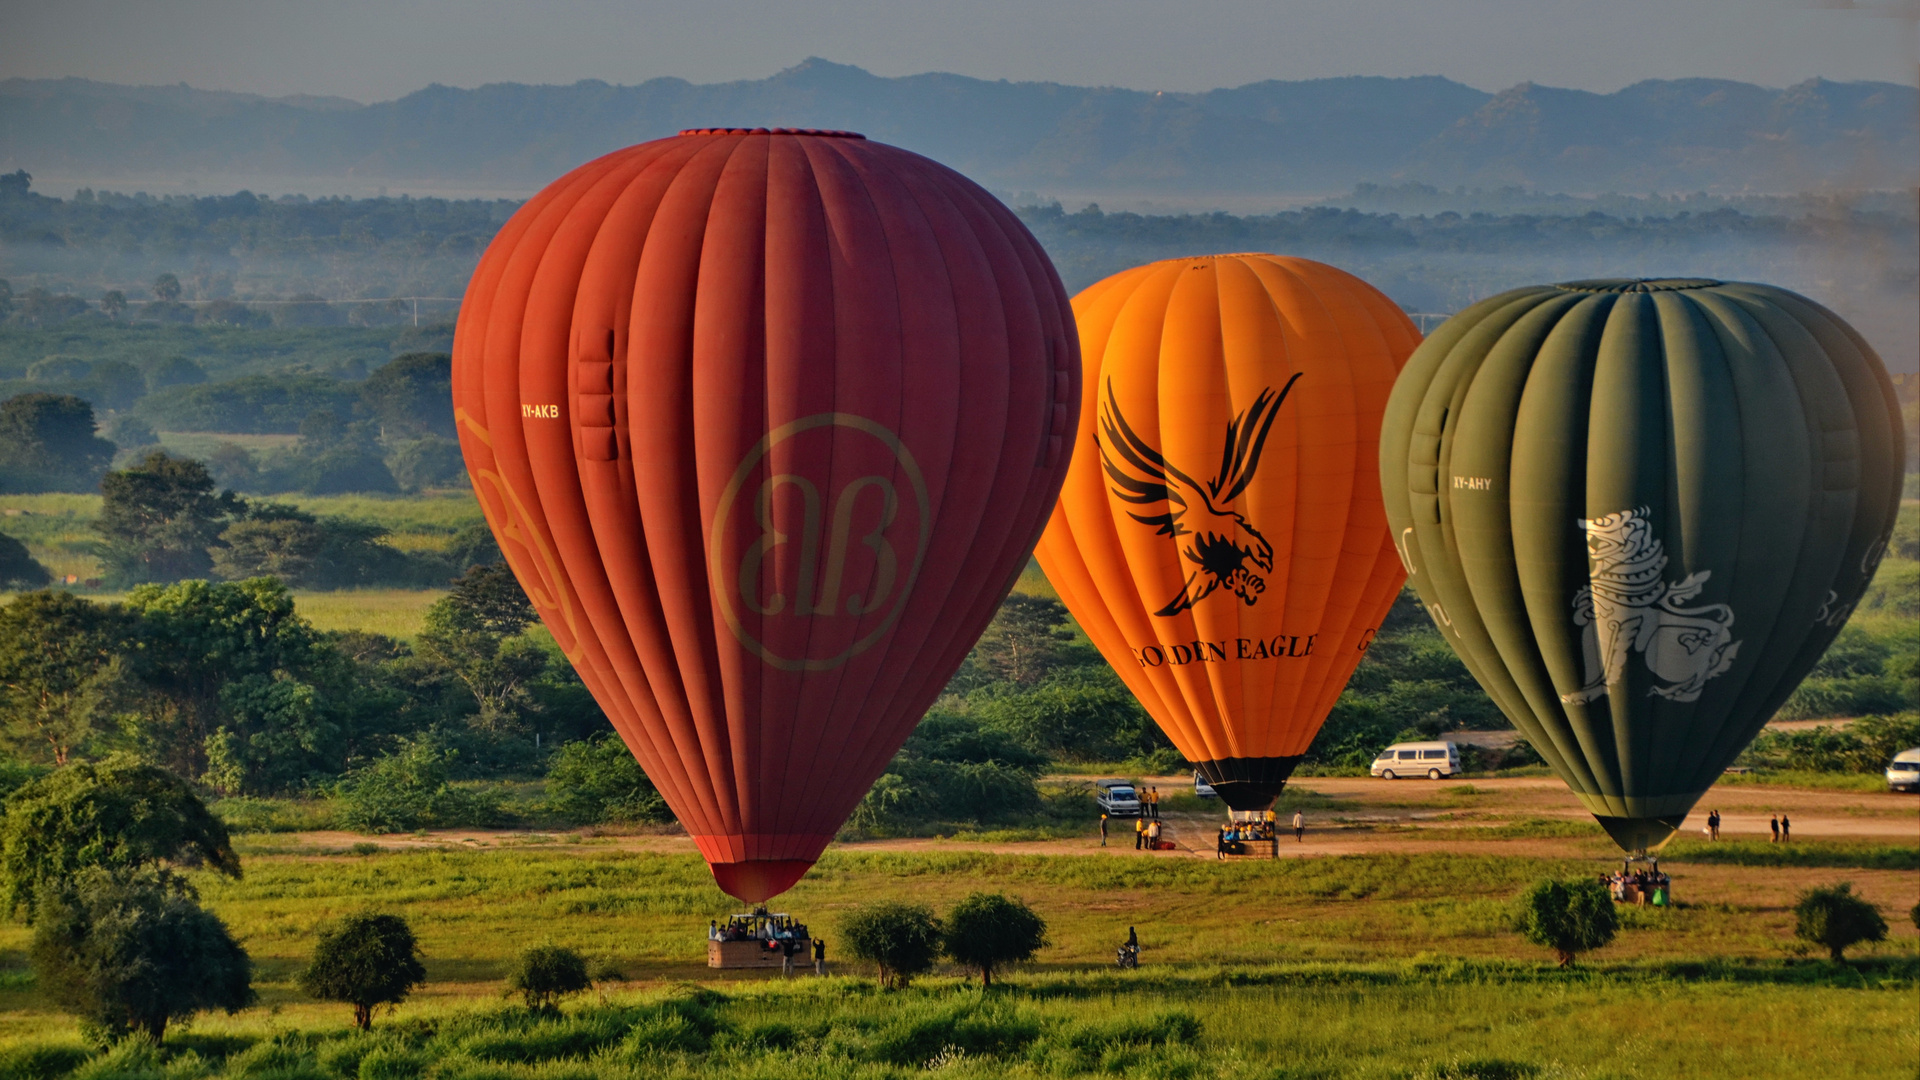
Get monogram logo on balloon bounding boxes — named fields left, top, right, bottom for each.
left=1561, top=507, right=1742, bottom=705
left=712, top=413, right=932, bottom=672
left=1098, top=374, right=1299, bottom=617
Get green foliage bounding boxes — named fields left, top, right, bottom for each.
left=95, top=452, right=245, bottom=584
left=299, top=911, right=427, bottom=1029
left=967, top=593, right=1078, bottom=686
left=131, top=373, right=360, bottom=435
left=333, top=735, right=502, bottom=833
left=416, top=564, right=548, bottom=735
left=0, top=591, right=132, bottom=765
left=1740, top=713, right=1920, bottom=774
left=942, top=892, right=1048, bottom=986
left=849, top=711, right=1048, bottom=832
left=0, top=393, right=117, bottom=493
left=29, top=866, right=254, bottom=1042
left=212, top=502, right=437, bottom=588
left=362, top=353, right=455, bottom=439
left=504, top=944, right=592, bottom=1012
left=1512, top=877, right=1617, bottom=967
left=542, top=734, right=670, bottom=825
left=840, top=900, right=943, bottom=988
left=1792, top=882, right=1888, bottom=961
left=0, top=754, right=238, bottom=922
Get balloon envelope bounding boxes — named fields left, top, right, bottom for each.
left=1035, top=254, right=1420, bottom=809
left=452, top=129, right=1078, bottom=900
left=1380, top=279, right=1905, bottom=851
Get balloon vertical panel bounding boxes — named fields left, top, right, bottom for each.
left=1036, top=254, right=1420, bottom=810
left=1380, top=278, right=1905, bottom=852
left=453, top=130, right=1078, bottom=902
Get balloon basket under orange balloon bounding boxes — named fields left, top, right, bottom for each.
left=710, top=860, right=815, bottom=905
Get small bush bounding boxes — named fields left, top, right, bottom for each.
left=942, top=892, right=1048, bottom=987
left=505, top=944, right=591, bottom=1012
left=840, top=901, right=942, bottom=989
left=542, top=734, right=670, bottom=825
left=333, top=736, right=503, bottom=833
left=299, top=912, right=427, bottom=1030
left=1793, top=882, right=1888, bottom=961
left=1512, top=877, right=1617, bottom=967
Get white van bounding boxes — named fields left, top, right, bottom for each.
left=1094, top=779, right=1142, bottom=816
left=1371, top=741, right=1461, bottom=780
left=1886, top=747, right=1920, bottom=793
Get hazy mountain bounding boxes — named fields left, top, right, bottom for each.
left=2, top=60, right=1912, bottom=200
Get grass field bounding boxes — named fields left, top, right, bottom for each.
left=0, top=490, right=482, bottom=584
left=0, top=841, right=1912, bottom=1079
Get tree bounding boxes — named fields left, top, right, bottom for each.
left=145, top=356, right=207, bottom=390
left=124, top=578, right=338, bottom=785
left=1513, top=877, right=1617, bottom=967
left=333, top=735, right=499, bottom=833
left=361, top=353, right=455, bottom=439
left=100, top=291, right=127, bottom=319
left=1793, top=882, right=1888, bottom=961
left=417, top=564, right=544, bottom=733
left=95, top=452, right=244, bottom=584
left=543, top=734, right=670, bottom=825
left=0, top=393, right=117, bottom=493
left=30, top=867, right=254, bottom=1042
left=969, top=594, right=1077, bottom=686
left=941, top=892, right=1047, bottom=987
left=505, top=944, right=591, bottom=1012
left=213, top=504, right=414, bottom=589
left=840, top=901, right=942, bottom=989
left=0, top=533, right=51, bottom=590
left=151, top=274, right=182, bottom=302
left=0, top=591, right=131, bottom=764
left=299, top=912, right=427, bottom=1030
left=0, top=755, right=239, bottom=922
left=389, top=436, right=466, bottom=491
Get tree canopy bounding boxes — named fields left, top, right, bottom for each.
left=299, top=911, right=428, bottom=1030
left=1, top=755, right=239, bottom=922
left=0, top=393, right=117, bottom=493
left=96, top=452, right=245, bottom=584
left=941, top=892, right=1048, bottom=987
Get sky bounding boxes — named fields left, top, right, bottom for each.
left=1, top=0, right=1912, bottom=100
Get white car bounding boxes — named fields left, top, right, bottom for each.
left=1887, top=747, right=1920, bottom=793
left=1193, top=772, right=1218, bottom=799
left=1094, top=779, right=1142, bottom=816
left=1370, top=741, right=1461, bottom=780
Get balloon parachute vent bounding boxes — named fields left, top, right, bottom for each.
left=678, top=128, right=866, bottom=139
left=709, top=860, right=814, bottom=903
left=1593, top=815, right=1687, bottom=854
left=1555, top=278, right=1722, bottom=293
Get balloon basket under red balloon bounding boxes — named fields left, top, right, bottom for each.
left=709, top=860, right=815, bottom=905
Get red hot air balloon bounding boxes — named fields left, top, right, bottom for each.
left=452, top=129, right=1078, bottom=903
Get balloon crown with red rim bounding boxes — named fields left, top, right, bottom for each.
left=678, top=128, right=866, bottom=139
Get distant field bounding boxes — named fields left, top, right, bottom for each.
left=0, top=490, right=482, bottom=581
left=290, top=588, right=447, bottom=639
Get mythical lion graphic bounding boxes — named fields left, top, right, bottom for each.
left=1099, top=374, right=1298, bottom=617
left=1560, top=506, right=1741, bottom=705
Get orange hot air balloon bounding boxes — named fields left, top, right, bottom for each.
left=1035, top=254, right=1419, bottom=809
left=453, top=129, right=1078, bottom=902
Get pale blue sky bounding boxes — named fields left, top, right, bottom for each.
left=1, top=0, right=1910, bottom=100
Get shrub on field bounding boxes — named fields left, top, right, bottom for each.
left=840, top=900, right=942, bottom=989
left=942, top=892, right=1048, bottom=987
left=0, top=754, right=239, bottom=922
left=1740, top=713, right=1920, bottom=773
left=542, top=734, right=670, bottom=825
left=1792, top=882, right=1887, bottom=961
left=30, top=867, right=253, bottom=1042
left=505, top=944, right=592, bottom=1013
left=1512, top=877, right=1617, bottom=967
left=333, top=736, right=503, bottom=833
left=300, top=912, right=428, bottom=1030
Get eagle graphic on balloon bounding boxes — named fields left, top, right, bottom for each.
left=1098, top=373, right=1300, bottom=616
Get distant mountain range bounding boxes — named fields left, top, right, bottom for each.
left=2, top=59, right=1914, bottom=201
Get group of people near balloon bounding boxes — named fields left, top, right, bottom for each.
left=1606, top=866, right=1673, bottom=907
left=451, top=127, right=1905, bottom=905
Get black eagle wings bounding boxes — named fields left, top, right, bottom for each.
left=1099, top=374, right=1300, bottom=617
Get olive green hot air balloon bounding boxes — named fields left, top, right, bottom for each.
left=1380, top=279, right=1905, bottom=852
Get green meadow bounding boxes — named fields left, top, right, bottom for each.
left=0, top=843, right=1913, bottom=1079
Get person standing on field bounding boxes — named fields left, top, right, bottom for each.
left=813, top=938, right=827, bottom=976
left=1780, top=814, right=1790, bottom=841
left=1708, top=809, right=1720, bottom=841
left=1099, top=813, right=1108, bottom=846
left=1135, top=816, right=1146, bottom=850
left=1769, top=815, right=1780, bottom=842
left=1293, top=810, right=1304, bottom=842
